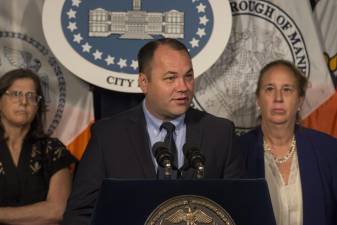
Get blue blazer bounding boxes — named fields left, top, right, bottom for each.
left=238, top=126, right=337, bottom=225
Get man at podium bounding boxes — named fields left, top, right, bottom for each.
left=62, top=38, right=244, bottom=225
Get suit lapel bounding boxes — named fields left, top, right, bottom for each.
left=127, top=105, right=156, bottom=178
left=185, top=109, right=202, bottom=148
left=246, top=128, right=265, bottom=178
left=296, top=128, right=326, bottom=225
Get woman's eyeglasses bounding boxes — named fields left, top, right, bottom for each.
left=4, top=90, right=42, bottom=105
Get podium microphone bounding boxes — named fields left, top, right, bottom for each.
left=152, top=142, right=174, bottom=179
left=183, top=144, right=206, bottom=179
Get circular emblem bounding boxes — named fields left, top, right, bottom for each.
left=0, top=31, right=66, bottom=135
left=42, top=0, right=232, bottom=92
left=193, top=0, right=310, bottom=130
left=145, top=195, right=236, bottom=225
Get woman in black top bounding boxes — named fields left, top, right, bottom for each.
left=0, top=69, right=76, bottom=224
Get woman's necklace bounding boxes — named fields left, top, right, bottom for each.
left=263, top=136, right=296, bottom=164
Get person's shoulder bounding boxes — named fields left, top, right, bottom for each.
left=187, top=107, right=233, bottom=127
left=298, top=126, right=337, bottom=144
left=240, top=127, right=260, bottom=137
left=38, top=137, right=66, bottom=149
left=36, top=137, right=75, bottom=159
left=298, top=126, right=337, bottom=157
left=92, top=104, right=143, bottom=130
left=236, top=127, right=260, bottom=144
left=298, top=127, right=337, bottom=174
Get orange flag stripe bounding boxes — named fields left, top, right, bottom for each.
left=303, top=92, right=337, bottom=139
left=66, top=122, right=94, bottom=160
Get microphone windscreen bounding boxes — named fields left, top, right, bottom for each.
left=183, top=143, right=205, bottom=168
left=152, top=142, right=168, bottom=156
left=183, top=143, right=201, bottom=157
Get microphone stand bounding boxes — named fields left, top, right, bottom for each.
left=195, top=163, right=205, bottom=179
left=162, top=160, right=173, bottom=179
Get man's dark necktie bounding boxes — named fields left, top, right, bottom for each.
left=160, top=122, right=178, bottom=170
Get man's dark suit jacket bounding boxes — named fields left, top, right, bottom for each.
left=62, top=104, right=243, bottom=225
left=239, top=126, right=337, bottom=225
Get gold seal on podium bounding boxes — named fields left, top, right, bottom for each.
left=145, top=195, right=236, bottom=225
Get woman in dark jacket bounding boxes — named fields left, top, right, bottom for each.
left=238, top=60, right=337, bottom=225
